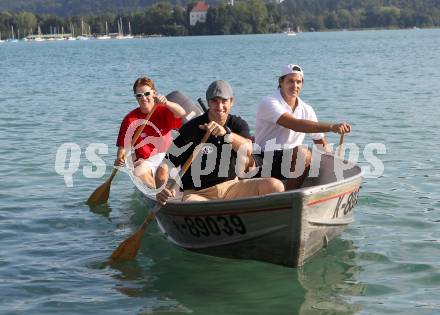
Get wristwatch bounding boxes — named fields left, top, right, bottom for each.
left=224, top=126, right=232, bottom=143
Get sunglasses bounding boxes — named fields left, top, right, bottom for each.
left=291, top=65, right=302, bottom=72
left=135, top=91, right=151, bottom=99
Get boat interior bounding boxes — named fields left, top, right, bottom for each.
left=300, top=153, right=362, bottom=188
left=131, top=91, right=362, bottom=203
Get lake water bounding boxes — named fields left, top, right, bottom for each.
left=1, top=29, right=439, bottom=314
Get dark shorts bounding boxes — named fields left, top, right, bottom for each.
left=252, top=149, right=294, bottom=180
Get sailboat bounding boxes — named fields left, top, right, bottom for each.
left=77, top=19, right=89, bottom=40
left=118, top=18, right=134, bottom=39
left=96, top=21, right=111, bottom=40
left=34, top=25, right=45, bottom=41
left=115, top=17, right=133, bottom=39
left=67, top=23, right=76, bottom=40
left=55, top=26, right=65, bottom=40
left=284, top=27, right=296, bottom=36
left=125, top=21, right=134, bottom=39
left=9, top=25, right=19, bottom=42
left=0, top=31, right=4, bottom=43
left=115, top=17, right=125, bottom=39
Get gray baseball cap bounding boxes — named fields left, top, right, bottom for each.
left=206, top=80, right=233, bottom=101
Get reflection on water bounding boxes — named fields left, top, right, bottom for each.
left=297, top=239, right=366, bottom=314
left=106, top=227, right=366, bottom=314
left=89, top=203, right=113, bottom=218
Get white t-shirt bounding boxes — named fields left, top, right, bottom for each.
left=254, top=90, right=325, bottom=150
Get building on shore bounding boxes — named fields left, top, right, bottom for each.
left=190, top=1, right=209, bottom=26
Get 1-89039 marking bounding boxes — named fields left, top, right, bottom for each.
left=172, top=215, right=247, bottom=238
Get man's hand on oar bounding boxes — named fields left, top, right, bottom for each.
left=110, top=130, right=212, bottom=261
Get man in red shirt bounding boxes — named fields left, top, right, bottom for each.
left=115, top=76, right=186, bottom=187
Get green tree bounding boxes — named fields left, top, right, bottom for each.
left=266, top=2, right=282, bottom=32
left=304, top=14, right=325, bottom=31
left=324, top=11, right=339, bottom=29
left=131, top=11, right=145, bottom=35
left=144, top=2, right=174, bottom=34
left=231, top=21, right=252, bottom=34
left=16, top=11, right=37, bottom=35
left=173, top=5, right=186, bottom=26
left=205, top=6, right=233, bottom=35
left=39, top=14, right=64, bottom=35
left=0, top=11, right=13, bottom=38
left=247, top=0, right=269, bottom=33
left=336, top=9, right=353, bottom=29
left=378, top=6, right=401, bottom=27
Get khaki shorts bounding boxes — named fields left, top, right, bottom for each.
left=182, top=177, right=267, bottom=202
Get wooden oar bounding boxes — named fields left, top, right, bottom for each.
left=336, top=133, right=345, bottom=159
left=110, top=130, right=211, bottom=261
left=87, top=104, right=158, bottom=206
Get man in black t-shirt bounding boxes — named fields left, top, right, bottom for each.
left=155, top=80, right=284, bottom=204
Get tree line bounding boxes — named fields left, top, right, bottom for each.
left=1, top=0, right=439, bottom=39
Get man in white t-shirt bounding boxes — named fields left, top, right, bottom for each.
left=253, top=64, right=351, bottom=189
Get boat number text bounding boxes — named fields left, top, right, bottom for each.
left=333, top=189, right=359, bottom=218
left=172, top=215, right=247, bottom=238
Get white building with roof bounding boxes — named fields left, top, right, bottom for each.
left=190, top=1, right=209, bottom=26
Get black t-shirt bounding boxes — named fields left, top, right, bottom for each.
left=166, top=112, right=251, bottom=190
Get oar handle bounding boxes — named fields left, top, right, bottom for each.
left=131, top=103, right=158, bottom=147
left=142, top=130, right=211, bottom=225
left=180, top=130, right=211, bottom=175
left=337, top=133, right=345, bottom=159
left=339, top=133, right=344, bottom=146
left=108, top=168, right=119, bottom=183
left=140, top=209, right=159, bottom=230
left=159, top=130, right=211, bottom=204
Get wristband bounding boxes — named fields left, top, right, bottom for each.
left=224, top=126, right=232, bottom=143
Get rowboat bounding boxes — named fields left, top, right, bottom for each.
left=129, top=91, right=362, bottom=267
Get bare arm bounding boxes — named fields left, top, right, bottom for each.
left=227, top=132, right=253, bottom=155
left=277, top=112, right=351, bottom=134
left=114, top=147, right=126, bottom=167
left=155, top=163, right=169, bottom=189
left=199, top=122, right=253, bottom=156
left=156, top=95, right=186, bottom=118
left=313, top=138, right=332, bottom=153
left=155, top=163, right=176, bottom=205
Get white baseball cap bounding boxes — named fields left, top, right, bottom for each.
left=280, top=64, right=304, bottom=78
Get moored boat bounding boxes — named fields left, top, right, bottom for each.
left=284, top=27, right=297, bottom=36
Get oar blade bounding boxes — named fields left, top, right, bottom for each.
left=87, top=180, right=111, bottom=206
left=110, top=211, right=157, bottom=261
left=107, top=131, right=210, bottom=261
left=110, top=228, right=146, bottom=261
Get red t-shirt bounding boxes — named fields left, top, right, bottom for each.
left=116, top=105, right=182, bottom=160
